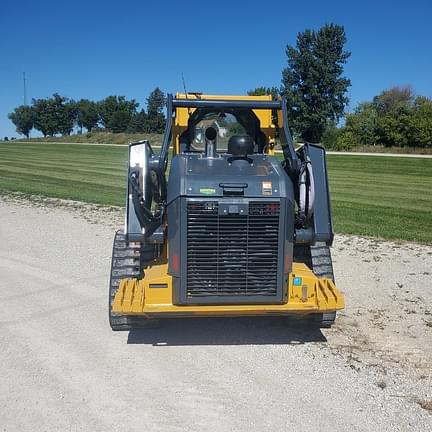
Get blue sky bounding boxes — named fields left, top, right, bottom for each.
left=1, top=0, right=431, bottom=137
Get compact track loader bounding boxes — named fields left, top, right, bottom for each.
left=109, top=93, right=344, bottom=330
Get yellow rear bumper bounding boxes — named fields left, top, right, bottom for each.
left=112, top=262, right=344, bottom=317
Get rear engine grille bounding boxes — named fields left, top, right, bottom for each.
left=186, top=201, right=280, bottom=298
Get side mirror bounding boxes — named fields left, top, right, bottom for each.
left=125, top=141, right=154, bottom=241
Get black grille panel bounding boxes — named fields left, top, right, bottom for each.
left=186, top=201, right=280, bottom=299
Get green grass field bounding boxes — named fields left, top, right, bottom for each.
left=13, top=131, right=163, bottom=146
left=327, top=155, right=432, bottom=243
left=0, top=142, right=431, bottom=244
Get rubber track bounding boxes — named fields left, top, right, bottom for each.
left=109, top=231, right=156, bottom=331
left=293, top=242, right=337, bottom=327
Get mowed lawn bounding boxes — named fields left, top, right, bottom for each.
left=0, top=142, right=431, bottom=244
left=327, top=155, right=432, bottom=244
left=0, top=143, right=127, bottom=205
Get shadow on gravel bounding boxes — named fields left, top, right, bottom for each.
left=127, top=317, right=326, bottom=346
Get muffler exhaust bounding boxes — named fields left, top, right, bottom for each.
left=205, top=126, right=217, bottom=158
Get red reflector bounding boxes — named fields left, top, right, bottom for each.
left=172, top=254, right=179, bottom=272
left=284, top=255, right=290, bottom=273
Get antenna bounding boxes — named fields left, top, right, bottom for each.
left=23, top=72, right=27, bottom=106
left=181, top=72, right=192, bottom=115
left=181, top=72, right=188, bottom=97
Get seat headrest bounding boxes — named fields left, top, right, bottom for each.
left=227, top=135, right=254, bottom=156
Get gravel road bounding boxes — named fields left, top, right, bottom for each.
left=0, top=196, right=431, bottom=432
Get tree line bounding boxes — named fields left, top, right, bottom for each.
left=247, top=84, right=432, bottom=150
left=8, top=88, right=166, bottom=138
left=323, top=86, right=432, bottom=149
left=7, top=24, right=354, bottom=143
left=249, top=24, right=430, bottom=149
left=8, top=23, right=431, bottom=148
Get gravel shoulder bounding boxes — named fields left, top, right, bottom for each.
left=0, top=195, right=431, bottom=431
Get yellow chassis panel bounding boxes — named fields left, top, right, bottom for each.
left=112, top=262, right=345, bottom=318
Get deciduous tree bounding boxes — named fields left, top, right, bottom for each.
left=31, top=94, right=75, bottom=136
left=98, top=96, right=138, bottom=130
left=32, top=97, right=57, bottom=136
left=76, top=99, right=99, bottom=132
left=282, top=24, right=351, bottom=142
left=409, top=97, right=432, bottom=148
left=8, top=105, right=34, bottom=138
left=372, top=86, right=414, bottom=114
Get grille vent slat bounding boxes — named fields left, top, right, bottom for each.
left=186, top=201, right=280, bottom=299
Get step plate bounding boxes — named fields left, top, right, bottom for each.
left=112, top=262, right=345, bottom=317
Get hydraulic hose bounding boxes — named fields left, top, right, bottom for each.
left=296, top=144, right=315, bottom=226
left=129, top=171, right=161, bottom=237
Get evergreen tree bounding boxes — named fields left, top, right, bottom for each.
left=109, top=110, right=133, bottom=133
left=127, top=109, right=147, bottom=133
left=247, top=87, right=279, bottom=98
left=145, top=88, right=166, bottom=133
